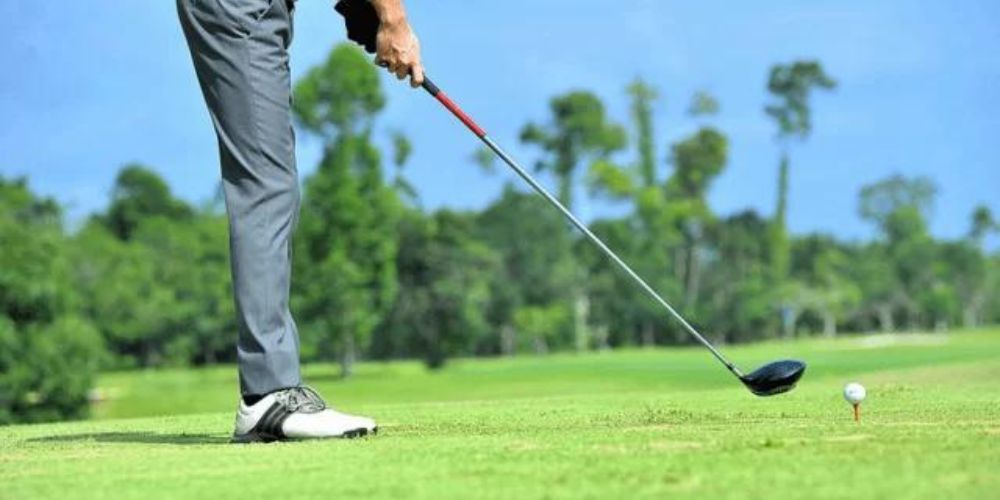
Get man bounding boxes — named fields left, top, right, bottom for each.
left=177, top=0, right=424, bottom=442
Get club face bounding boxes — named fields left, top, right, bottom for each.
left=740, top=360, right=806, bottom=397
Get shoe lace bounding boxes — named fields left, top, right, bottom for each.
left=276, top=386, right=327, bottom=413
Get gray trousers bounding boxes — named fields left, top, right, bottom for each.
left=178, top=0, right=301, bottom=396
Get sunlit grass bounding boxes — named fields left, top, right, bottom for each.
left=2, top=329, right=998, bottom=499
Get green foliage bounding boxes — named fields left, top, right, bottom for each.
left=72, top=212, right=234, bottom=368
left=294, top=134, right=401, bottom=373
left=764, top=60, right=837, bottom=140
left=587, top=158, right=636, bottom=199
left=0, top=316, right=105, bottom=424
left=0, top=178, right=105, bottom=424
left=627, top=78, right=658, bottom=186
left=969, top=205, right=996, bottom=242
left=854, top=175, right=951, bottom=330
left=587, top=87, right=730, bottom=342
left=101, top=164, right=193, bottom=241
left=859, top=174, right=937, bottom=230
left=764, top=61, right=837, bottom=320
left=0, top=180, right=72, bottom=326
left=513, top=304, right=571, bottom=354
left=688, top=90, right=720, bottom=117
left=520, top=90, right=626, bottom=207
left=475, top=187, right=577, bottom=354
left=701, top=211, right=776, bottom=341
left=292, top=43, right=400, bottom=375
left=293, top=44, right=386, bottom=137
left=377, top=210, right=498, bottom=368
left=470, top=146, right=497, bottom=175
left=3, top=45, right=999, bottom=428
left=667, top=127, right=727, bottom=210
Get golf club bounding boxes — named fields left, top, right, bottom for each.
left=333, top=0, right=805, bottom=396
left=420, top=78, right=804, bottom=397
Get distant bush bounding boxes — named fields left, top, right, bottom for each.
left=0, top=316, right=105, bottom=425
left=1, top=178, right=107, bottom=424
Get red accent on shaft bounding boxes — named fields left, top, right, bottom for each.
left=435, top=92, right=486, bottom=138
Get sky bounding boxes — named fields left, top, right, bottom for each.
left=1, top=1, right=998, bottom=246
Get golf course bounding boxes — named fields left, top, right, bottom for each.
left=3, top=329, right=998, bottom=499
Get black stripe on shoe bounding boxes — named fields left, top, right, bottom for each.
left=233, top=401, right=292, bottom=443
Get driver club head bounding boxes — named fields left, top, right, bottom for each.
left=739, top=360, right=806, bottom=397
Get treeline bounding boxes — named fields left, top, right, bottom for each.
left=2, top=45, right=998, bottom=423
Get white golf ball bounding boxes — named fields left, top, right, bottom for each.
left=843, top=382, right=866, bottom=404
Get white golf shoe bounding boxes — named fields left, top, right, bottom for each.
left=231, top=386, right=377, bottom=443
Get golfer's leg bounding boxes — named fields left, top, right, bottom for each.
left=178, top=0, right=301, bottom=397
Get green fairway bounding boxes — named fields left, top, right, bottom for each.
left=3, top=330, right=1000, bottom=499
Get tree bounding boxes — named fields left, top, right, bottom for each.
left=292, top=44, right=401, bottom=376
left=389, top=131, right=418, bottom=203
left=858, top=175, right=939, bottom=329
left=131, top=215, right=235, bottom=365
left=629, top=79, right=658, bottom=188
left=701, top=210, right=775, bottom=342
left=764, top=61, right=836, bottom=285
left=520, top=91, right=626, bottom=208
left=588, top=86, right=728, bottom=345
left=101, top=164, right=193, bottom=241
left=790, top=235, right=861, bottom=336
left=520, top=90, right=625, bottom=351
left=513, top=304, right=571, bottom=355
left=378, top=210, right=498, bottom=367
left=475, top=186, right=577, bottom=354
left=969, top=205, right=997, bottom=244
left=71, top=221, right=164, bottom=367
left=0, top=178, right=105, bottom=424
left=937, top=206, right=998, bottom=328
left=667, top=124, right=728, bottom=310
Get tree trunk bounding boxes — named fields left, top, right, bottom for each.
left=340, top=334, right=356, bottom=378
left=593, top=325, right=610, bottom=351
left=876, top=305, right=894, bottom=332
left=781, top=306, right=799, bottom=339
left=962, top=294, right=983, bottom=328
left=962, top=306, right=978, bottom=329
left=573, top=292, right=590, bottom=352
left=533, top=337, right=549, bottom=355
left=641, top=322, right=656, bottom=347
left=500, top=324, right=516, bottom=356
left=674, top=247, right=686, bottom=283
left=770, top=151, right=791, bottom=282
left=822, top=310, right=837, bottom=337
left=683, top=237, right=701, bottom=310
left=776, top=152, right=789, bottom=230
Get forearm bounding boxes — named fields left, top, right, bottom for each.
left=368, top=0, right=408, bottom=27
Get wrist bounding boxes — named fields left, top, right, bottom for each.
left=371, top=0, right=407, bottom=28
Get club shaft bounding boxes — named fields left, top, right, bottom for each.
left=421, top=77, right=742, bottom=378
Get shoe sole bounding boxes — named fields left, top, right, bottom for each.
left=231, top=426, right=378, bottom=444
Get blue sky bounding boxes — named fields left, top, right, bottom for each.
left=1, top=1, right=998, bottom=245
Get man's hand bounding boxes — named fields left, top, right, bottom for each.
left=370, top=0, right=424, bottom=88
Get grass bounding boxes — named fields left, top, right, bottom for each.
left=2, top=329, right=1000, bottom=499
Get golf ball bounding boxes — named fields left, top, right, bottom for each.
left=843, top=382, right=866, bottom=404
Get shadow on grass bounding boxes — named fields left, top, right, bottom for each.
left=28, top=432, right=230, bottom=445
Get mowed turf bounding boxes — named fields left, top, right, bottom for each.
left=3, top=330, right=999, bottom=499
